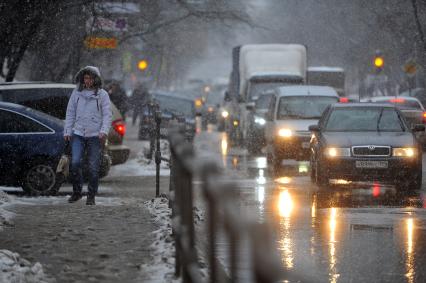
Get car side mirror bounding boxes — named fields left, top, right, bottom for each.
left=412, top=124, right=425, bottom=132
left=224, top=91, right=231, bottom=102
left=309, top=124, right=320, bottom=132
left=246, top=102, right=255, bottom=111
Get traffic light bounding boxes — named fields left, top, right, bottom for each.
left=373, top=51, right=384, bottom=72
left=374, top=56, right=384, bottom=68
left=137, top=60, right=148, bottom=71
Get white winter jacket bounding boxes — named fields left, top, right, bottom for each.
left=64, top=88, right=112, bottom=137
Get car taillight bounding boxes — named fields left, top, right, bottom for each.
left=339, top=97, right=349, bottom=103
left=112, top=120, right=126, bottom=136
left=423, top=112, right=426, bottom=124
left=389, top=98, right=405, bottom=103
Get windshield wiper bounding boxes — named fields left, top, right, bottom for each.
left=376, top=108, right=384, bottom=132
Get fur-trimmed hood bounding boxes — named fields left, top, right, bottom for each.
left=74, top=66, right=103, bottom=91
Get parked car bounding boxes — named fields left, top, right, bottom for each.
left=0, top=82, right=130, bottom=174
left=264, top=85, right=339, bottom=172
left=309, top=103, right=424, bottom=191
left=0, top=102, right=65, bottom=195
left=139, top=91, right=196, bottom=141
left=365, top=96, right=426, bottom=149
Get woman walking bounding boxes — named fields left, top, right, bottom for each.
left=64, top=66, right=112, bottom=205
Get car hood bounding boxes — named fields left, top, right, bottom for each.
left=322, top=131, right=415, bottom=147
left=275, top=119, right=319, bottom=132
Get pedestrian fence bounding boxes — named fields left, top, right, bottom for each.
left=167, top=127, right=290, bottom=283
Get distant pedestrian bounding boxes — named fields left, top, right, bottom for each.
left=106, top=81, right=128, bottom=118
left=130, top=82, right=151, bottom=125
left=64, top=66, right=112, bottom=205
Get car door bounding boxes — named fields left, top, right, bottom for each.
left=0, top=108, right=54, bottom=183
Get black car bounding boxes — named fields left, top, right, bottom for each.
left=309, top=103, right=424, bottom=191
left=139, top=91, right=196, bottom=141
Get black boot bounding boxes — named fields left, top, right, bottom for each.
left=86, top=194, right=96, bottom=205
left=68, top=193, right=82, bottom=203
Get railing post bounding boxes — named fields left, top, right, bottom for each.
left=154, top=107, right=162, bottom=197
left=201, top=164, right=221, bottom=283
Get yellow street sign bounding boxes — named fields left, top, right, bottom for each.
left=84, top=37, right=117, bottom=49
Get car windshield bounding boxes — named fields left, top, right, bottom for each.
left=248, top=82, right=283, bottom=101
left=373, top=99, right=422, bottom=110
left=255, top=93, right=273, bottom=110
left=277, top=96, right=338, bottom=119
left=154, top=95, right=195, bottom=118
left=325, top=108, right=405, bottom=132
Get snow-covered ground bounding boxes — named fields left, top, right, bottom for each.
left=140, top=197, right=179, bottom=282
left=0, top=191, right=53, bottom=283
left=0, top=190, right=14, bottom=231
left=0, top=139, right=174, bottom=282
left=109, top=140, right=170, bottom=177
left=0, top=250, right=53, bottom=283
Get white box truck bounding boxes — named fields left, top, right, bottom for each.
left=227, top=44, right=307, bottom=149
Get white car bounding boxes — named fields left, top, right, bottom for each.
left=264, top=85, right=339, bottom=172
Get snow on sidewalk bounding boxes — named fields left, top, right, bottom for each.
left=140, top=197, right=179, bottom=282
left=0, top=191, right=53, bottom=283
left=0, top=250, right=53, bottom=283
left=0, top=190, right=14, bottom=231
left=109, top=140, right=170, bottom=177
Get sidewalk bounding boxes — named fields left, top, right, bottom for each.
left=0, top=121, right=176, bottom=283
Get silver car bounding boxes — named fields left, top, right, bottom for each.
left=264, top=85, right=339, bottom=172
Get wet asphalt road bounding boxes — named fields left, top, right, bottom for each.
left=195, top=129, right=426, bottom=283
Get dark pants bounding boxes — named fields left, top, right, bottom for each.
left=71, top=134, right=101, bottom=196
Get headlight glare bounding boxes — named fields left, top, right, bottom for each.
left=221, top=110, right=229, bottom=118
left=278, top=128, right=292, bottom=137
left=325, top=147, right=351, bottom=158
left=254, top=116, right=266, bottom=125
left=393, top=147, right=416, bottom=157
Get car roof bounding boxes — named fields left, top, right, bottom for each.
left=368, top=96, right=420, bottom=102
left=331, top=102, right=397, bottom=108
left=276, top=85, right=339, bottom=97
left=0, top=83, right=75, bottom=90
left=152, top=90, right=194, bottom=102
left=0, top=101, right=28, bottom=111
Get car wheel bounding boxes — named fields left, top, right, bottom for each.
left=247, top=137, right=261, bottom=155
left=396, top=171, right=422, bottom=192
left=99, top=154, right=112, bottom=178
left=22, top=162, right=64, bottom=196
left=310, top=156, right=316, bottom=183
left=315, top=160, right=328, bottom=189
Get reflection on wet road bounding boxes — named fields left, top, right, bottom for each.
left=212, top=132, right=426, bottom=282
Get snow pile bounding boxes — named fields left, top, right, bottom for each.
left=141, top=197, right=178, bottom=282
left=108, top=140, right=170, bottom=177
left=0, top=250, right=53, bottom=283
left=0, top=190, right=14, bottom=231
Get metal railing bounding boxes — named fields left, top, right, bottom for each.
left=168, top=128, right=287, bottom=283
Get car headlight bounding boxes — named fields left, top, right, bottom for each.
left=254, top=116, right=266, bottom=125
left=325, top=147, right=351, bottom=158
left=393, top=147, right=417, bottom=157
left=278, top=128, right=292, bottom=137
left=221, top=110, right=229, bottom=118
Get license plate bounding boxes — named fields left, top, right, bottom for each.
left=301, top=142, right=310, bottom=149
left=355, top=161, right=388, bottom=169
